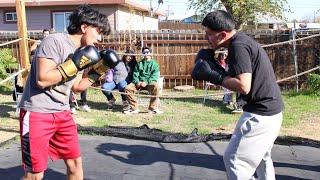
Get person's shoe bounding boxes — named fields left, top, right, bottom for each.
left=107, top=98, right=116, bottom=109
left=232, top=106, right=243, bottom=114
left=80, top=104, right=91, bottom=112
left=123, top=108, right=140, bottom=114
left=148, top=109, right=164, bottom=114
left=71, top=107, right=77, bottom=114
left=122, top=100, right=130, bottom=111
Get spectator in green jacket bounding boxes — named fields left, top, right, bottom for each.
left=124, top=46, right=163, bottom=114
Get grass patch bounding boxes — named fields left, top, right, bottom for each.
left=0, top=87, right=319, bottom=138
left=282, top=92, right=320, bottom=127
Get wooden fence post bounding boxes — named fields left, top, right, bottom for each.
left=16, top=0, right=30, bottom=86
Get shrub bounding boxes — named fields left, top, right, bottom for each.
left=0, top=48, right=18, bottom=80
left=307, top=73, right=320, bottom=96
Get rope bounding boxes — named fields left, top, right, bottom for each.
left=117, top=50, right=227, bottom=57
left=277, top=66, right=320, bottom=83
left=89, top=86, right=227, bottom=99
left=115, top=33, right=320, bottom=56
left=0, top=38, right=22, bottom=47
left=27, top=38, right=38, bottom=42
left=0, top=68, right=28, bottom=85
left=1, top=66, right=318, bottom=99
left=89, top=65, right=319, bottom=99
left=261, top=33, right=320, bottom=48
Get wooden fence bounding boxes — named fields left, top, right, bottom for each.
left=1, top=30, right=319, bottom=89
left=159, top=22, right=203, bottom=31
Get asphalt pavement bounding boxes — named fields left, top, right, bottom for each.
left=0, top=135, right=319, bottom=180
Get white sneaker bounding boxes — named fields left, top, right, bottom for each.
left=232, top=107, right=243, bottom=114
left=123, top=108, right=140, bottom=114
left=148, top=109, right=164, bottom=114
left=80, top=105, right=91, bottom=112
left=71, top=107, right=77, bottom=114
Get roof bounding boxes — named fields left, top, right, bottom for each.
left=0, top=0, right=165, bottom=16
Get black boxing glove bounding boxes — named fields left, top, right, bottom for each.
left=87, top=49, right=120, bottom=83
left=192, top=49, right=227, bottom=85
left=57, top=45, right=100, bottom=81
left=195, top=48, right=226, bottom=72
left=100, top=49, right=120, bottom=68
left=192, top=59, right=226, bottom=85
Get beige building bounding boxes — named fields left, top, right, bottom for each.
left=0, top=0, right=164, bottom=32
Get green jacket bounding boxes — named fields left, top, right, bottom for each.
left=132, top=59, right=160, bottom=85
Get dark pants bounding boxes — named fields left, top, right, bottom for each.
left=69, top=90, right=88, bottom=108
left=101, top=80, right=127, bottom=101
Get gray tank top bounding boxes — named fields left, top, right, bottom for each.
left=19, top=33, right=77, bottom=113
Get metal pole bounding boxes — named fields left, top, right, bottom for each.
left=291, top=28, right=299, bottom=92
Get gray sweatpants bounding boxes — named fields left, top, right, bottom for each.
left=223, top=111, right=283, bottom=180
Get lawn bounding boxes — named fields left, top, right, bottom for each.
left=0, top=86, right=319, bottom=140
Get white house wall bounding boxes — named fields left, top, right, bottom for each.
left=116, top=6, right=158, bottom=31
left=0, top=5, right=117, bottom=32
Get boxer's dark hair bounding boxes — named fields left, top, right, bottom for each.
left=67, top=4, right=111, bottom=35
left=202, top=10, right=235, bottom=31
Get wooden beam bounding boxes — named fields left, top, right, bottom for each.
left=16, top=0, right=30, bottom=85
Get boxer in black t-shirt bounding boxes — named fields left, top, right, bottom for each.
left=192, top=10, right=283, bottom=180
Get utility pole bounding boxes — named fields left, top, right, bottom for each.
left=16, top=0, right=30, bottom=86
left=314, top=9, right=320, bottom=23
left=149, top=0, right=153, bottom=17
left=291, top=28, right=299, bottom=92
left=166, top=5, right=170, bottom=20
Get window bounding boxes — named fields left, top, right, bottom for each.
left=52, top=12, right=72, bottom=32
left=4, top=12, right=17, bottom=23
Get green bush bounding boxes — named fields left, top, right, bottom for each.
left=307, top=73, right=320, bottom=95
left=0, top=48, right=17, bottom=80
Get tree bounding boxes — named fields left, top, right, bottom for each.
left=188, top=0, right=289, bottom=29
left=0, top=48, right=17, bottom=80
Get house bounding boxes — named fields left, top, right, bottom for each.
left=286, top=22, right=320, bottom=30
left=245, top=13, right=284, bottom=30
left=180, top=15, right=202, bottom=24
left=0, top=0, right=165, bottom=32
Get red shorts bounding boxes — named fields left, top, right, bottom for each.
left=19, top=109, right=81, bottom=172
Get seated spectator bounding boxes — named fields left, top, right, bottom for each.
left=69, top=89, right=91, bottom=114
left=216, top=50, right=232, bottom=105
left=124, top=46, right=163, bottom=114
left=69, top=69, right=92, bottom=114
left=101, top=49, right=137, bottom=110
left=216, top=49, right=244, bottom=114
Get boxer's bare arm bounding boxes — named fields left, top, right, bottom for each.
left=222, top=73, right=252, bottom=95
left=72, top=74, right=93, bottom=93
left=36, top=57, right=64, bottom=89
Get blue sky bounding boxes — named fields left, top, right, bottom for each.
left=136, top=0, right=320, bottom=21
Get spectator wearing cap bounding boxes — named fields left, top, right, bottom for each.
left=124, top=46, right=163, bottom=114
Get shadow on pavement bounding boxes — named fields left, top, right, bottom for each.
left=0, top=166, right=65, bottom=179
left=275, top=162, right=320, bottom=173
left=96, top=142, right=320, bottom=180
left=96, top=142, right=225, bottom=171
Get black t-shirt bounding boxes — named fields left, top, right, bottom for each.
left=227, top=32, right=284, bottom=116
